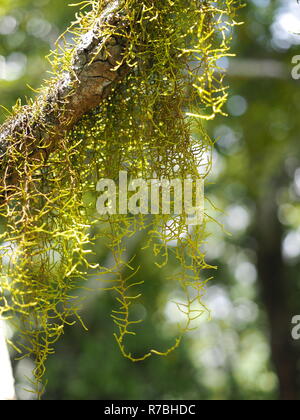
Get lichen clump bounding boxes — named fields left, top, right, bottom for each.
left=0, top=0, right=241, bottom=394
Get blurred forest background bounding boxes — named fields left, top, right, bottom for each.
left=1, top=0, right=300, bottom=400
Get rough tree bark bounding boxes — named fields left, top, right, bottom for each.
left=0, top=0, right=129, bottom=199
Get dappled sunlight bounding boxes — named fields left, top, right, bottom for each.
left=271, top=0, right=300, bottom=49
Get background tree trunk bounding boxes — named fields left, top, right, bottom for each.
left=0, top=320, right=16, bottom=400
left=255, top=175, right=299, bottom=400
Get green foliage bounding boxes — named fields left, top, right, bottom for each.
left=0, top=0, right=241, bottom=395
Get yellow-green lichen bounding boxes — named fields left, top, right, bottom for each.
left=0, top=0, right=242, bottom=396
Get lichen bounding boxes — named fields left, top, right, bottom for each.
left=0, top=0, right=242, bottom=396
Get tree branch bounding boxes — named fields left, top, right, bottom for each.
left=0, top=0, right=129, bottom=198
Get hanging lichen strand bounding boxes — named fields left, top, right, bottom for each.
left=0, top=0, right=241, bottom=394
